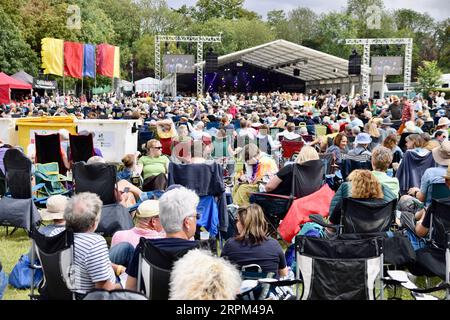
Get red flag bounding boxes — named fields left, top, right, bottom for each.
left=96, top=44, right=115, bottom=78
left=64, top=41, right=83, bottom=79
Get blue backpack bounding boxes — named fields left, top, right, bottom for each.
left=8, top=254, right=43, bottom=289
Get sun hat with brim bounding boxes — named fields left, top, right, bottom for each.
left=136, top=200, right=159, bottom=218
left=438, top=117, right=450, bottom=127
left=40, top=195, right=68, bottom=221
left=432, top=141, right=450, bottom=166
left=355, top=133, right=372, bottom=145
left=381, top=118, right=393, bottom=126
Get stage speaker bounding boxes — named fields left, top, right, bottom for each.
left=205, top=51, right=218, bottom=73
left=293, top=68, right=300, bottom=77
left=348, top=51, right=361, bottom=75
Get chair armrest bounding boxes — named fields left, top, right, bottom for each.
left=409, top=283, right=450, bottom=294
left=258, top=278, right=303, bottom=287
left=308, top=214, right=340, bottom=229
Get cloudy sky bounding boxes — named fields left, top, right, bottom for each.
left=166, top=0, right=450, bottom=21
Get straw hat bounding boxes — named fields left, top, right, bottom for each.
left=438, top=117, right=450, bottom=127
left=432, top=141, right=450, bottom=166
left=136, top=200, right=159, bottom=219
left=40, top=195, right=68, bottom=221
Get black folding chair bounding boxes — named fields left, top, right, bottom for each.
left=340, top=154, right=372, bottom=181
left=35, top=133, right=67, bottom=175
left=0, top=148, right=41, bottom=235
left=72, top=162, right=133, bottom=236
left=29, top=227, right=75, bottom=300
left=404, top=198, right=450, bottom=299
left=295, top=235, right=384, bottom=300
left=69, top=134, right=95, bottom=163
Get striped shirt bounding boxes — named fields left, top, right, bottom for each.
left=71, top=233, right=116, bottom=294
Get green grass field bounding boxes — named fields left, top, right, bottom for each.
left=0, top=227, right=32, bottom=300
left=0, top=226, right=445, bottom=300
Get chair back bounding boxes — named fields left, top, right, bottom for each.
left=35, top=133, right=66, bottom=175
left=159, top=137, right=173, bottom=156
left=295, top=235, right=384, bottom=300
left=339, top=154, right=372, bottom=181
left=4, top=148, right=32, bottom=199
left=29, top=228, right=74, bottom=300
left=398, top=132, right=413, bottom=153
left=72, top=162, right=116, bottom=205
left=69, top=134, right=95, bottom=163
left=281, top=140, right=304, bottom=159
left=431, top=183, right=450, bottom=200
left=341, top=198, right=397, bottom=234
left=429, top=198, right=450, bottom=249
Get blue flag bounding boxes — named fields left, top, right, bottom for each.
left=83, top=44, right=95, bottom=78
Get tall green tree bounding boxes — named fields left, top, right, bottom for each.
left=190, top=0, right=259, bottom=22
left=0, top=6, right=38, bottom=75
left=416, top=60, right=443, bottom=94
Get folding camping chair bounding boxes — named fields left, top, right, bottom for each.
left=431, top=183, right=450, bottom=200
left=68, top=133, right=95, bottom=163
left=29, top=227, right=75, bottom=300
left=72, top=161, right=133, bottom=237
left=159, top=137, right=173, bottom=156
left=0, top=148, right=41, bottom=235
left=397, top=198, right=450, bottom=299
left=340, top=154, right=372, bottom=181
left=34, top=162, right=70, bottom=200
left=168, top=162, right=227, bottom=240
left=136, top=238, right=199, bottom=300
left=35, top=133, right=67, bottom=175
left=280, top=140, right=304, bottom=161
left=339, top=198, right=397, bottom=234
left=295, top=235, right=385, bottom=300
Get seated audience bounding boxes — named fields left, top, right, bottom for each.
left=221, top=204, right=288, bottom=277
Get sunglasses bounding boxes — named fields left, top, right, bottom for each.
left=151, top=146, right=163, bottom=150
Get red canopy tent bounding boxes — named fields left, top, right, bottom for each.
left=0, top=72, right=32, bottom=104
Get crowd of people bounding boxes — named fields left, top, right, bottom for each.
left=1, top=87, right=450, bottom=300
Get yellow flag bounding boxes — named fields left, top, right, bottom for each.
left=113, top=46, right=120, bottom=78
left=41, top=38, right=64, bottom=77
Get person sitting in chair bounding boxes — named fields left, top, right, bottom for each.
left=221, top=204, right=288, bottom=277
left=137, top=139, right=169, bottom=191
left=265, top=146, right=324, bottom=198
left=125, top=187, right=200, bottom=292
left=64, top=192, right=122, bottom=298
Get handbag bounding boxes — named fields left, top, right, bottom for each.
left=8, top=254, right=43, bottom=289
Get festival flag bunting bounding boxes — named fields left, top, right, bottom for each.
left=41, top=38, right=64, bottom=77
left=64, top=41, right=83, bottom=79
left=96, top=44, right=115, bottom=78
left=83, top=44, right=96, bottom=78
left=113, top=46, right=120, bottom=78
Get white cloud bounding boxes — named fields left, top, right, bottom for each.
left=166, top=0, right=450, bottom=21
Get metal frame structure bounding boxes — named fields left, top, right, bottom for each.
left=345, top=38, right=413, bottom=99
left=155, top=35, right=222, bottom=97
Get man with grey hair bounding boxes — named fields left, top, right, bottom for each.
left=371, top=146, right=400, bottom=196
left=65, top=192, right=122, bottom=297
left=125, top=187, right=200, bottom=292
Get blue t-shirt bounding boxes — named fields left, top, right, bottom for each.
left=420, top=166, right=447, bottom=206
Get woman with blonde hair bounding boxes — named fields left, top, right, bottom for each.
left=328, top=169, right=397, bottom=226
left=265, top=146, right=324, bottom=198
left=221, top=204, right=288, bottom=277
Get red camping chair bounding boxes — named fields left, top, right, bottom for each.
left=281, top=140, right=304, bottom=160
left=159, top=137, right=173, bottom=156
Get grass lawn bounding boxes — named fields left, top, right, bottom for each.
left=0, top=226, right=445, bottom=300
left=0, top=227, right=32, bottom=300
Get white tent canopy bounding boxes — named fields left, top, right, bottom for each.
left=134, top=77, right=160, bottom=93
left=200, top=39, right=349, bottom=82
left=120, top=79, right=133, bottom=91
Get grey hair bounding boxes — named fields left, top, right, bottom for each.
left=64, top=192, right=103, bottom=232
left=352, top=126, right=361, bottom=135
left=371, top=146, right=393, bottom=171
left=159, top=187, right=199, bottom=233
left=87, top=156, right=106, bottom=165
